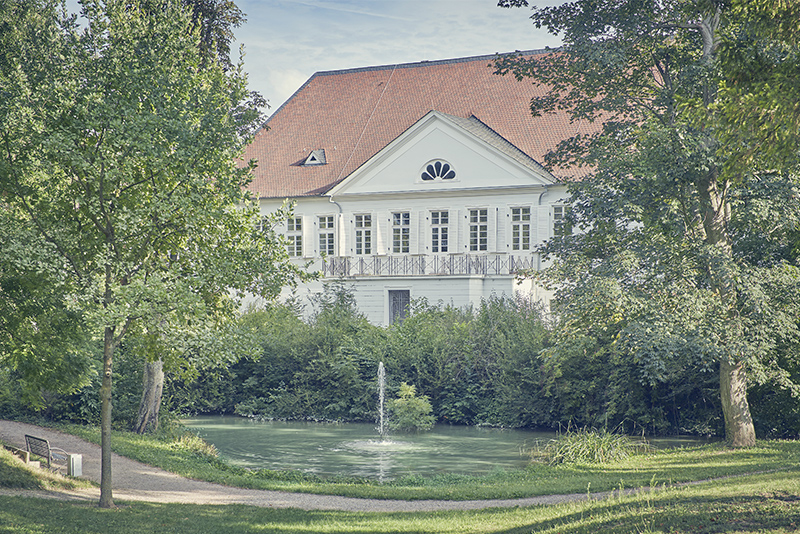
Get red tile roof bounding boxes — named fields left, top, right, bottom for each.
left=244, top=51, right=595, bottom=200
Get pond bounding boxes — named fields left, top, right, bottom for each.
left=182, top=416, right=714, bottom=481
left=182, top=416, right=555, bottom=481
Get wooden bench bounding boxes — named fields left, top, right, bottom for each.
left=24, top=434, right=68, bottom=471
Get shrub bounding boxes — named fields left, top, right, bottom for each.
left=167, top=433, right=219, bottom=461
left=540, top=428, right=650, bottom=465
left=388, top=383, right=435, bottom=432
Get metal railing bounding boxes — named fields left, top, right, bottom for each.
left=316, top=253, right=538, bottom=277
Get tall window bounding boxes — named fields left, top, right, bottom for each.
left=355, top=214, right=372, bottom=255
left=511, top=207, right=531, bottom=251
left=553, top=205, right=571, bottom=236
left=287, top=216, right=302, bottom=257
left=431, top=210, right=449, bottom=253
left=318, top=215, right=335, bottom=256
left=469, top=208, right=488, bottom=251
left=389, top=290, right=410, bottom=325
left=258, top=215, right=270, bottom=232
left=392, top=212, right=410, bottom=253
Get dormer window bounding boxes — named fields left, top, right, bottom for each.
left=303, top=149, right=326, bottom=166
left=420, top=159, right=456, bottom=181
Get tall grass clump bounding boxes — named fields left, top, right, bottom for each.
left=541, top=428, right=649, bottom=465
left=167, top=433, right=219, bottom=461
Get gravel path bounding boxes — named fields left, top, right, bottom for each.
left=0, top=420, right=602, bottom=511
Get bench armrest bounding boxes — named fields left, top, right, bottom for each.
left=49, top=447, right=69, bottom=463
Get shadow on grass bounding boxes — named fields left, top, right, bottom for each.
left=0, top=448, right=45, bottom=490
left=0, top=498, right=428, bottom=534
left=2, top=466, right=800, bottom=534
left=0, top=462, right=43, bottom=490
left=496, top=470, right=800, bottom=534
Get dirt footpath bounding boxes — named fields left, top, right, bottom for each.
left=0, top=420, right=595, bottom=511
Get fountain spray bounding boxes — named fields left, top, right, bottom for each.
left=378, top=361, right=387, bottom=438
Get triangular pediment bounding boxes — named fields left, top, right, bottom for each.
left=327, top=111, right=555, bottom=197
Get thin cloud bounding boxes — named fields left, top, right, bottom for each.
left=291, top=0, right=412, bottom=21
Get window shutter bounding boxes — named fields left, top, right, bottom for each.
left=412, top=211, right=425, bottom=254
left=375, top=211, right=387, bottom=255
left=504, top=206, right=511, bottom=250
left=302, top=215, right=312, bottom=257
left=336, top=213, right=345, bottom=256
left=457, top=209, right=465, bottom=251
left=491, top=206, right=499, bottom=253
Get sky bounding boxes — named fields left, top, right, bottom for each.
left=66, top=1, right=564, bottom=114
left=233, top=1, right=563, bottom=112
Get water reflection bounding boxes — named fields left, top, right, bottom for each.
left=183, top=416, right=551, bottom=480
left=181, top=416, right=712, bottom=481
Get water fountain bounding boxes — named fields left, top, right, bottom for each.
left=377, top=361, right=387, bottom=438
left=183, top=415, right=552, bottom=480
left=183, top=365, right=712, bottom=480
left=183, top=365, right=574, bottom=480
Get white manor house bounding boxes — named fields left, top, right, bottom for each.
left=244, top=51, right=596, bottom=325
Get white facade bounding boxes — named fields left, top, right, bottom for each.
left=258, top=111, right=567, bottom=325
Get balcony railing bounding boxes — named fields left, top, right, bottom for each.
left=314, top=253, right=538, bottom=277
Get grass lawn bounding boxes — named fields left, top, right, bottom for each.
left=0, top=446, right=92, bottom=492
left=2, top=426, right=800, bottom=533
left=1, top=468, right=799, bottom=533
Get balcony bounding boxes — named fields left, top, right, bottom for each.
left=315, top=253, right=539, bottom=278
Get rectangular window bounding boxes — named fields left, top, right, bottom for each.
left=431, top=210, right=449, bottom=253
left=287, top=216, right=302, bottom=257
left=469, top=208, right=488, bottom=251
left=355, top=214, right=372, bottom=255
left=553, top=205, right=571, bottom=236
left=511, top=207, right=531, bottom=251
left=392, top=212, right=410, bottom=253
left=318, top=215, right=335, bottom=256
left=389, top=289, right=410, bottom=325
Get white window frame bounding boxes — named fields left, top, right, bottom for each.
left=286, top=216, right=303, bottom=257
left=431, top=210, right=449, bottom=253
left=468, top=208, right=488, bottom=252
left=392, top=211, right=410, bottom=254
left=553, top=205, right=571, bottom=237
left=318, top=215, right=335, bottom=256
left=511, top=206, right=531, bottom=251
left=355, top=214, right=372, bottom=255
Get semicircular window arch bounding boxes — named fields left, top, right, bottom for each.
left=420, top=160, right=457, bottom=181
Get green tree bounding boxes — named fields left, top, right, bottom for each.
left=225, top=284, right=385, bottom=423
left=496, top=0, right=800, bottom=446
left=181, top=0, right=245, bottom=71
left=713, top=0, right=800, bottom=174
left=0, top=0, right=301, bottom=507
left=0, top=245, right=95, bottom=408
left=388, top=382, right=435, bottom=433
left=132, top=0, right=256, bottom=436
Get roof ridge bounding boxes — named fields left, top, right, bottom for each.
left=265, top=49, right=556, bottom=124
left=313, top=48, right=554, bottom=78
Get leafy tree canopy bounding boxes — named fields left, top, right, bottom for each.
left=0, top=0, right=303, bottom=506
left=496, top=0, right=800, bottom=446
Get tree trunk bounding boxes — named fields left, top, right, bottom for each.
left=99, top=326, right=115, bottom=508
left=135, top=359, right=164, bottom=434
left=698, top=172, right=756, bottom=447
left=720, top=358, right=756, bottom=447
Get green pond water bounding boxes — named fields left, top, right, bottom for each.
left=182, top=416, right=553, bottom=480
left=182, top=416, right=711, bottom=481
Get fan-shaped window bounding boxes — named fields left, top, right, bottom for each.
left=420, top=160, right=456, bottom=181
